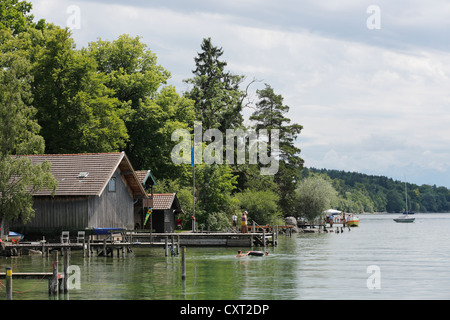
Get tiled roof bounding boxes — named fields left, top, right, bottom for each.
left=22, top=152, right=147, bottom=197
left=135, top=170, right=157, bottom=186
left=152, top=193, right=177, bottom=210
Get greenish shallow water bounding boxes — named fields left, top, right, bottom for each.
left=2, top=213, right=450, bottom=300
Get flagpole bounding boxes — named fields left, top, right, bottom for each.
left=193, top=158, right=195, bottom=232
left=192, top=143, right=196, bottom=233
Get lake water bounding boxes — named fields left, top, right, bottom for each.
left=2, top=213, right=450, bottom=300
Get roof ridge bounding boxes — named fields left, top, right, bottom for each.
left=21, top=152, right=123, bottom=157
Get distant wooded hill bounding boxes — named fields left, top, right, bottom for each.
left=301, top=168, right=450, bottom=213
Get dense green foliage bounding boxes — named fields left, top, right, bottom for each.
left=0, top=2, right=305, bottom=232
left=302, top=168, right=450, bottom=213
left=0, top=25, right=57, bottom=235
left=6, top=1, right=448, bottom=235
left=295, top=176, right=337, bottom=221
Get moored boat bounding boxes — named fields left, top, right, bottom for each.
left=8, top=231, right=24, bottom=242
left=394, top=215, right=415, bottom=223
left=394, top=181, right=415, bottom=223
left=346, top=214, right=359, bottom=227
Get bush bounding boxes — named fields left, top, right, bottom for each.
left=235, top=189, right=281, bottom=225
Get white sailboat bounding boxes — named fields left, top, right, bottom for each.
left=394, top=181, right=415, bottom=223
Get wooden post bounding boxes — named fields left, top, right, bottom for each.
left=272, top=227, right=275, bottom=247
left=103, top=238, right=107, bottom=257
left=165, top=236, right=168, bottom=257
left=181, top=246, right=186, bottom=280
left=263, top=229, right=266, bottom=250
left=41, top=236, right=46, bottom=258
left=49, top=251, right=58, bottom=295
left=5, top=267, right=12, bottom=300
left=276, top=225, right=279, bottom=245
left=63, top=248, right=69, bottom=293
left=171, top=235, right=175, bottom=254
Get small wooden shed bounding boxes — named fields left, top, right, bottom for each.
left=151, top=193, right=184, bottom=233
left=138, top=193, right=184, bottom=233
left=11, top=152, right=148, bottom=237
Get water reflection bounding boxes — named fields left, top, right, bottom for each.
left=3, top=214, right=450, bottom=299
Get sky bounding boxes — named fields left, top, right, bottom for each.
left=29, top=0, right=450, bottom=188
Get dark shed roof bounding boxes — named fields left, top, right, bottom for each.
left=151, top=193, right=184, bottom=214
left=23, top=152, right=147, bottom=198
left=135, top=170, right=157, bottom=187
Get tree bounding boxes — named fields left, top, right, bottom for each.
left=385, top=190, right=403, bottom=213
left=122, top=85, right=194, bottom=179
left=184, top=37, right=245, bottom=131
left=196, top=163, right=238, bottom=215
left=250, top=84, right=304, bottom=216
left=0, top=0, right=34, bottom=35
left=235, top=189, right=282, bottom=225
left=251, top=84, right=303, bottom=165
left=88, top=35, right=193, bottom=178
left=0, top=41, right=57, bottom=237
left=295, top=176, right=337, bottom=222
left=29, top=26, right=129, bottom=153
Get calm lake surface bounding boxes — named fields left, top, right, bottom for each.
left=2, top=213, right=450, bottom=300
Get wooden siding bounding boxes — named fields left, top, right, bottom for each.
left=12, top=170, right=135, bottom=233
left=27, top=196, right=89, bottom=229
left=88, top=171, right=134, bottom=229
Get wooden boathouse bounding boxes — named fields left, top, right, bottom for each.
left=10, top=152, right=149, bottom=238
left=145, top=193, right=184, bottom=233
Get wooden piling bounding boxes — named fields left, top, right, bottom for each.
left=5, top=267, right=12, bottom=300
left=63, top=248, right=69, bottom=293
left=263, top=229, right=266, bottom=250
left=181, top=246, right=186, bottom=280
left=165, top=236, right=168, bottom=257
left=49, top=251, right=58, bottom=295
left=82, top=238, right=86, bottom=257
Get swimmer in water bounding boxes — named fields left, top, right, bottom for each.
left=235, top=250, right=268, bottom=257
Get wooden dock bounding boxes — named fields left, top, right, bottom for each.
left=1, top=229, right=279, bottom=258
left=0, top=251, right=69, bottom=299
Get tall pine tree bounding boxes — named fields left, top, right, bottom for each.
left=184, top=37, right=245, bottom=131
left=250, top=84, right=303, bottom=216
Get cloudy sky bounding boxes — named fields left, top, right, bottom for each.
left=29, top=0, right=450, bottom=187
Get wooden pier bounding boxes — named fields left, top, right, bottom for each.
left=0, top=250, right=69, bottom=299
left=1, top=227, right=280, bottom=258
left=0, top=227, right=285, bottom=298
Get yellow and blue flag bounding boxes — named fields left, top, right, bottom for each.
left=144, top=207, right=152, bottom=226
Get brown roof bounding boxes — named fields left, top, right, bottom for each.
left=135, top=170, right=149, bottom=184
left=151, top=193, right=183, bottom=213
left=23, top=152, right=147, bottom=198
left=135, top=170, right=157, bottom=186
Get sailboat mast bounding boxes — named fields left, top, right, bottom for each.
left=404, top=181, right=408, bottom=215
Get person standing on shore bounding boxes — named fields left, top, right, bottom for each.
left=232, top=213, right=237, bottom=231
left=241, top=211, right=248, bottom=233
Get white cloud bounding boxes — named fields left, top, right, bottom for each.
left=29, top=0, right=450, bottom=187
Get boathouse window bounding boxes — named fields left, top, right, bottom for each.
left=108, top=177, right=116, bottom=192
